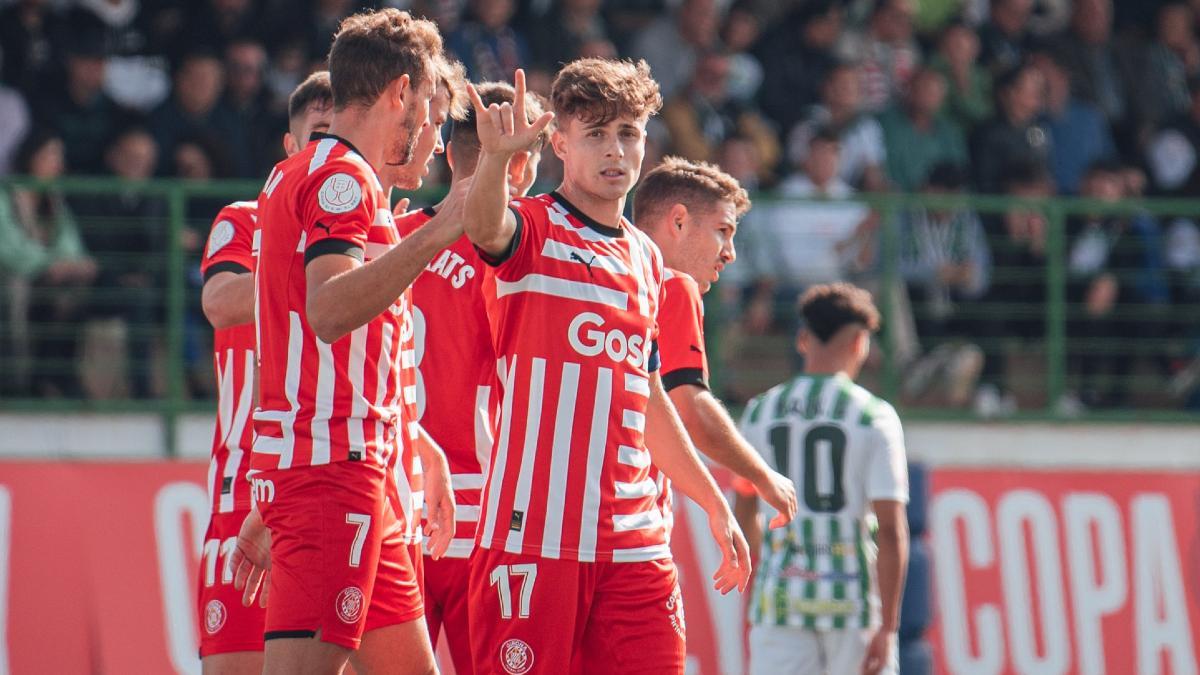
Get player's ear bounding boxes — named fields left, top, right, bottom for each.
left=668, top=203, right=689, bottom=238
left=445, top=141, right=457, bottom=172
left=283, top=132, right=298, bottom=157
left=550, top=127, right=567, bottom=161
left=507, top=150, right=530, bottom=186
left=796, top=329, right=809, bottom=357
left=389, top=73, right=411, bottom=111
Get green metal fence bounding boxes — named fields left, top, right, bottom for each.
left=0, top=177, right=1196, bottom=455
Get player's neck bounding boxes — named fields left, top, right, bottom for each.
left=326, top=112, right=386, bottom=175
left=802, top=356, right=855, bottom=380
left=556, top=181, right=625, bottom=230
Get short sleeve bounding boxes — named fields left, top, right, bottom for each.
left=658, top=274, right=709, bottom=392
left=300, top=163, right=377, bottom=265
left=475, top=197, right=542, bottom=271
left=866, top=404, right=909, bottom=504
left=201, top=203, right=256, bottom=280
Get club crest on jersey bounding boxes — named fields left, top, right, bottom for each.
left=318, top=173, right=363, bottom=214
left=204, top=599, right=227, bottom=634
left=335, top=586, right=365, bottom=623
left=207, top=220, right=235, bottom=257
left=666, top=584, right=686, bottom=638
left=500, top=639, right=534, bottom=675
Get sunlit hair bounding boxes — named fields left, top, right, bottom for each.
left=633, top=156, right=751, bottom=225
left=287, top=71, right=333, bottom=121
left=328, top=9, right=442, bottom=111
left=551, top=58, right=662, bottom=126
left=436, top=57, right=469, bottom=122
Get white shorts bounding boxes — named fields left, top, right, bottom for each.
left=748, top=625, right=899, bottom=675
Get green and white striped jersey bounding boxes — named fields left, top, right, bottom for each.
left=738, top=372, right=908, bottom=631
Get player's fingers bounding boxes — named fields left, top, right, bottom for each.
left=513, top=69, right=527, bottom=120
left=768, top=512, right=788, bottom=529
left=241, top=567, right=260, bottom=607
left=392, top=197, right=410, bottom=217
left=487, top=104, right=503, bottom=135
left=529, top=112, right=555, bottom=138
left=259, top=571, right=270, bottom=609
left=232, top=553, right=249, bottom=591
left=499, top=102, right=515, bottom=136
left=467, top=82, right=486, bottom=113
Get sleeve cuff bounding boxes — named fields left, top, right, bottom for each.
left=475, top=206, right=524, bottom=267
left=202, top=261, right=251, bottom=282
left=661, top=368, right=708, bottom=392
left=304, top=238, right=365, bottom=265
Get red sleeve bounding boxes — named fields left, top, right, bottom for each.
left=394, top=207, right=435, bottom=237
left=200, top=202, right=257, bottom=280
left=299, top=161, right=378, bottom=264
left=475, top=196, right=544, bottom=272
left=657, top=272, right=709, bottom=392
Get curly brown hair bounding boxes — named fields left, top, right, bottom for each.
left=436, top=57, right=469, bottom=122
left=551, top=58, right=662, bottom=126
left=633, top=156, right=751, bottom=225
left=799, top=283, right=881, bottom=343
left=328, top=9, right=443, bottom=111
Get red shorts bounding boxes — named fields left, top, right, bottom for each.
left=424, top=554, right=474, bottom=674
left=467, top=548, right=686, bottom=675
left=254, top=461, right=424, bottom=650
left=197, top=509, right=266, bottom=657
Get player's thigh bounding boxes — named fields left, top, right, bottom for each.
left=198, top=510, right=265, bottom=659
left=262, top=636, right=351, bottom=675
left=201, top=651, right=265, bottom=675
left=257, top=462, right=389, bottom=650
left=748, top=625, right=822, bottom=675
left=425, top=556, right=474, bottom=675
left=824, top=629, right=896, bottom=675
left=580, top=559, right=685, bottom=675
left=349, top=618, right=437, bottom=675
left=468, top=547, right=587, bottom=675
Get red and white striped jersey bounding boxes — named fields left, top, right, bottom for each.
left=649, top=268, right=711, bottom=536
left=476, top=191, right=670, bottom=563
left=252, top=133, right=422, bottom=540
left=397, top=207, right=499, bottom=558
left=201, top=200, right=259, bottom=514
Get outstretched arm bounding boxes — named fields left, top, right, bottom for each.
left=644, top=373, right=751, bottom=594
left=463, top=69, right=554, bottom=258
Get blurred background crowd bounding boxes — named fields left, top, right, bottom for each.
left=2, top=0, right=1199, bottom=417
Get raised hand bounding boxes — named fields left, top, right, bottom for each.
left=467, top=69, right=554, bottom=158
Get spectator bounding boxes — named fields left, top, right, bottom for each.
left=1065, top=161, right=1169, bottom=409
left=1145, top=77, right=1200, bottom=195
left=719, top=1, right=764, bottom=104
left=0, top=53, right=31, bottom=176
left=898, top=163, right=989, bottom=407
left=836, top=0, right=922, bottom=113
left=661, top=51, right=780, bottom=185
left=34, top=29, right=128, bottom=174
left=0, top=0, right=60, bottom=94
left=929, top=21, right=994, bottom=131
left=65, top=0, right=171, bottom=113
left=1051, top=0, right=1130, bottom=125
left=879, top=67, right=968, bottom=192
left=0, top=131, right=96, bottom=397
left=755, top=0, right=842, bottom=133
left=527, top=0, right=608, bottom=72
left=448, top=0, right=530, bottom=84
left=629, top=0, right=720, bottom=100
left=1033, top=51, right=1116, bottom=194
left=972, top=63, right=1051, bottom=193
left=223, top=39, right=285, bottom=176
left=979, top=0, right=1037, bottom=75
left=174, top=0, right=263, bottom=58
left=148, top=51, right=249, bottom=177
left=72, top=127, right=164, bottom=398
left=1131, top=3, right=1200, bottom=137
left=975, top=158, right=1053, bottom=416
left=787, top=63, right=888, bottom=192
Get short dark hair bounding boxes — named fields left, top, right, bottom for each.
left=327, top=9, right=442, bottom=111
left=449, top=81, right=547, bottom=166
left=799, top=283, right=880, bottom=343
left=288, top=71, right=333, bottom=121
left=811, top=128, right=841, bottom=149
left=633, top=156, right=751, bottom=224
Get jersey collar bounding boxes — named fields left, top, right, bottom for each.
left=310, top=131, right=367, bottom=161
left=550, top=190, right=625, bottom=238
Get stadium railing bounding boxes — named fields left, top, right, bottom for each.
left=0, top=177, right=1196, bottom=456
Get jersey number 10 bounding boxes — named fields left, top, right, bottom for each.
left=770, top=423, right=848, bottom=513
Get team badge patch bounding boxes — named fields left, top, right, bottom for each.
left=500, top=638, right=534, bottom=675
left=318, top=173, right=363, bottom=214
left=335, top=586, right=365, bottom=624
left=207, top=220, right=235, bottom=257
left=204, top=599, right=227, bottom=634
left=666, top=584, right=686, bottom=638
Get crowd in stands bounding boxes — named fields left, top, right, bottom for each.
left=1, top=0, right=1198, bottom=414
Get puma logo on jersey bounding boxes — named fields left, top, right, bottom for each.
left=569, top=251, right=597, bottom=276
left=313, top=222, right=333, bottom=235
left=689, top=345, right=703, bottom=354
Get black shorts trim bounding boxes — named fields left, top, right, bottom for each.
left=264, top=629, right=318, bottom=641
left=662, top=368, right=708, bottom=392
left=476, top=207, right=524, bottom=267
left=202, top=261, right=251, bottom=282
left=305, top=237, right=365, bottom=265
